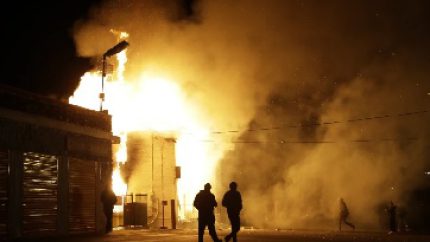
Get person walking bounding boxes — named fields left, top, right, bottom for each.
left=194, top=183, right=222, bottom=242
left=222, top=182, right=242, bottom=242
left=386, top=201, right=397, bottom=234
left=100, top=186, right=117, bottom=233
left=339, top=198, right=355, bottom=231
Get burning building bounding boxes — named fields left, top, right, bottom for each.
left=114, top=132, right=178, bottom=229
left=0, top=85, right=114, bottom=239
left=69, top=30, right=224, bottom=227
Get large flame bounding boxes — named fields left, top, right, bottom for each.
left=69, top=32, right=219, bottom=219
left=112, top=168, right=127, bottom=195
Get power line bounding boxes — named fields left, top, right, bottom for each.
left=191, top=137, right=424, bottom=145
left=185, top=109, right=429, bottom=135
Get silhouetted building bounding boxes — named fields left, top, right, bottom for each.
left=0, top=85, right=114, bottom=239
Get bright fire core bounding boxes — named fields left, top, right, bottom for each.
left=69, top=36, right=219, bottom=219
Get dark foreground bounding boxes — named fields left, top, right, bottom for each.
left=14, top=228, right=430, bottom=242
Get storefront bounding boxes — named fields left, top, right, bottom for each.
left=0, top=86, right=114, bottom=239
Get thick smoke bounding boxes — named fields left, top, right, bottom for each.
left=73, top=0, right=430, bottom=229
left=221, top=64, right=430, bottom=229
left=216, top=1, right=430, bottom=230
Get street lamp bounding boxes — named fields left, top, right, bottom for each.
left=100, top=40, right=129, bottom=111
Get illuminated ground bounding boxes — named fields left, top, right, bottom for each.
left=27, top=228, right=430, bottom=242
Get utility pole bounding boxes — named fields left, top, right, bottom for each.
left=99, top=40, right=129, bottom=111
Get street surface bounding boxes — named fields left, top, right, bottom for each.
left=19, top=228, right=430, bottom=242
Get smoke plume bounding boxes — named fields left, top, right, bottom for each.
left=73, top=0, right=430, bottom=229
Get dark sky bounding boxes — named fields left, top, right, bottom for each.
left=2, top=1, right=102, bottom=98
left=1, top=0, right=197, bottom=98
left=1, top=0, right=429, bottom=99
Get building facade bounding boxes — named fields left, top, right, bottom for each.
left=0, top=86, right=114, bottom=239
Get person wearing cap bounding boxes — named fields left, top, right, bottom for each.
left=193, top=183, right=222, bottom=242
left=222, top=182, right=242, bottom=242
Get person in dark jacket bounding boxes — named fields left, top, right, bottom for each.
left=193, top=183, right=222, bottom=242
left=222, top=182, right=242, bottom=242
left=100, top=187, right=117, bottom=233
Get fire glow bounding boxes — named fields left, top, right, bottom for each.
left=69, top=33, right=218, bottom=219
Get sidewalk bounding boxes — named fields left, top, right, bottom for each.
left=12, top=227, right=430, bottom=242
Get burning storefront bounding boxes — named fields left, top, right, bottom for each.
left=0, top=85, right=114, bottom=239
left=69, top=32, right=224, bottom=228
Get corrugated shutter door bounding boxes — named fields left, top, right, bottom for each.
left=0, top=149, right=8, bottom=237
left=68, top=158, right=96, bottom=233
left=22, top=152, right=58, bottom=236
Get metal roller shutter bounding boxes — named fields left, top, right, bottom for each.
left=0, top=149, right=8, bottom=237
left=22, top=152, right=58, bottom=236
left=68, top=158, right=96, bottom=233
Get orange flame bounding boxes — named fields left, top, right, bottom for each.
left=69, top=32, right=219, bottom=219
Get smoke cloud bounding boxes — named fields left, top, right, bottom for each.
left=73, top=0, right=430, bottom=229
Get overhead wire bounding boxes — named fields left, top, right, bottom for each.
left=190, top=137, right=424, bottom=145
left=205, top=109, right=429, bottom=134
left=179, top=109, right=429, bottom=144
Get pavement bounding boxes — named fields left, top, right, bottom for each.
left=13, top=228, right=430, bottom=242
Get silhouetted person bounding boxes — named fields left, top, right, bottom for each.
left=193, top=183, right=222, bottom=242
left=386, top=201, right=397, bottom=234
left=339, top=198, right=355, bottom=231
left=397, top=206, right=407, bottom=232
left=100, top=187, right=117, bottom=233
left=222, top=182, right=242, bottom=242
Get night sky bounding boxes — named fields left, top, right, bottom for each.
left=2, top=0, right=429, bottom=98
left=1, top=0, right=199, bottom=98
left=2, top=1, right=101, bottom=98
